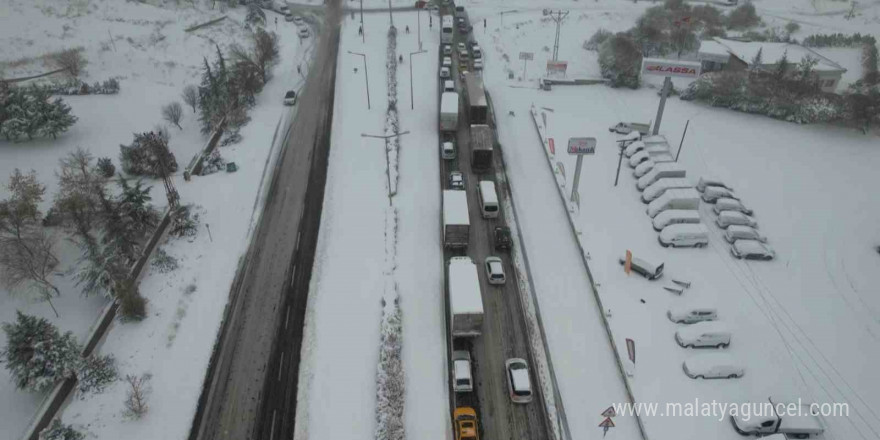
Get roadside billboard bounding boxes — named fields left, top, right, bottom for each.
left=641, top=58, right=702, bottom=79
left=546, top=60, right=568, bottom=77
left=567, top=137, right=596, bottom=155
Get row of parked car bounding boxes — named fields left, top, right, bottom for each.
left=668, top=306, right=744, bottom=379
left=698, top=179, right=776, bottom=261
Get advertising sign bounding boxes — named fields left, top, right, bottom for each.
left=641, top=58, right=702, bottom=79
left=546, top=60, right=568, bottom=77
left=626, top=338, right=636, bottom=364
left=567, top=137, right=596, bottom=155
left=519, top=51, right=534, bottom=61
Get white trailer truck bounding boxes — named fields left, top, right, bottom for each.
left=440, top=92, right=459, bottom=133
left=448, top=257, right=484, bottom=337
left=443, top=190, right=470, bottom=249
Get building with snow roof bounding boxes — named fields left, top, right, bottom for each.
left=697, top=37, right=847, bottom=92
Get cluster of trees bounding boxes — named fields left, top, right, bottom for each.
left=802, top=33, right=876, bottom=48
left=374, top=297, right=405, bottom=440
left=194, top=28, right=279, bottom=137
left=0, top=84, right=78, bottom=141
left=120, top=130, right=179, bottom=178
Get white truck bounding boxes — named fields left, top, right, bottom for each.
left=443, top=190, right=469, bottom=249
left=440, top=92, right=459, bottom=132
left=448, top=257, right=484, bottom=337
left=731, top=399, right=825, bottom=438
left=646, top=188, right=700, bottom=218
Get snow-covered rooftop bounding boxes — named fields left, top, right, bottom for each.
left=711, top=38, right=847, bottom=72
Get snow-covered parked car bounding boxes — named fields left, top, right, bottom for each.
left=473, top=58, right=483, bottom=70
left=292, top=15, right=304, bottom=25
left=629, top=146, right=672, bottom=168
left=505, top=358, right=532, bottom=403
left=730, top=240, right=775, bottom=260
left=667, top=306, right=717, bottom=324
left=682, top=353, right=743, bottom=379
left=696, top=176, right=732, bottom=192
left=723, top=225, right=766, bottom=243
left=608, top=122, right=650, bottom=135
left=713, top=198, right=752, bottom=215
left=652, top=209, right=701, bottom=231
left=440, top=66, right=451, bottom=79
left=675, top=322, right=731, bottom=348
left=658, top=224, right=709, bottom=248
left=642, top=178, right=693, bottom=203
left=701, top=186, right=738, bottom=203
left=283, top=90, right=297, bottom=106
left=285, top=13, right=295, bottom=22
left=715, top=211, right=757, bottom=229
left=624, top=141, right=646, bottom=157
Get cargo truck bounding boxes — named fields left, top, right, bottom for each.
left=443, top=190, right=470, bottom=249
left=637, top=162, right=687, bottom=190
left=440, top=92, right=459, bottom=132
left=470, top=125, right=493, bottom=172
left=731, top=399, right=825, bottom=438
left=448, top=257, right=484, bottom=337
left=646, top=188, right=701, bottom=218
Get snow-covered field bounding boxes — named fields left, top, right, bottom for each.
left=0, top=0, right=314, bottom=438
left=470, top=2, right=880, bottom=439
left=295, top=9, right=447, bottom=440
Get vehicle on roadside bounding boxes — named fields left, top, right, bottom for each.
left=452, top=350, right=473, bottom=392
left=440, top=91, right=458, bottom=131
left=696, top=176, right=732, bottom=192
left=637, top=162, right=687, bottom=190
left=731, top=398, right=825, bottom=438
left=715, top=211, right=757, bottom=229
left=443, top=191, right=470, bottom=249
left=624, top=141, right=646, bottom=157
left=283, top=90, right=297, bottom=106
left=618, top=254, right=664, bottom=280
left=441, top=138, right=456, bottom=160
left=285, top=13, right=295, bottom=22
left=667, top=306, right=717, bottom=324
left=652, top=209, right=701, bottom=231
left=646, top=188, right=701, bottom=218
left=642, top=178, right=693, bottom=203
left=453, top=407, right=479, bottom=440
left=457, top=42, right=466, bottom=52
left=458, top=47, right=469, bottom=60
left=493, top=226, right=512, bottom=251
left=723, top=225, right=766, bottom=243
left=279, top=4, right=290, bottom=13
left=449, top=171, right=464, bottom=189
left=658, top=223, right=709, bottom=248
left=682, top=353, right=743, bottom=379
left=629, top=146, right=673, bottom=168
left=675, top=322, right=731, bottom=348
left=443, top=56, right=453, bottom=67
left=701, top=186, right=739, bottom=203
left=448, top=257, right=483, bottom=334
left=473, top=58, right=483, bottom=70
left=505, top=358, right=532, bottom=403
left=472, top=44, right=482, bottom=58
left=609, top=122, right=650, bottom=135
left=730, top=239, right=775, bottom=260
left=443, top=44, right=453, bottom=56
left=293, top=15, right=304, bottom=25
left=713, top=198, right=752, bottom=215
left=484, top=256, right=506, bottom=285
left=478, top=180, right=499, bottom=218
left=444, top=80, right=455, bottom=92
left=440, top=66, right=451, bottom=79
left=298, top=27, right=309, bottom=38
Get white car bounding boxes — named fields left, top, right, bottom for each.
left=675, top=322, right=731, bottom=348
left=713, top=198, right=752, bottom=215
left=443, top=44, right=452, bottom=56
left=452, top=350, right=473, bottom=392
left=723, top=225, right=766, bottom=243
left=283, top=90, right=297, bottom=106
left=701, top=186, right=738, bottom=203
left=505, top=358, right=532, bottom=403
left=652, top=209, right=701, bottom=231
left=457, top=42, right=466, bottom=52
left=285, top=13, right=295, bottom=22
left=458, top=48, right=469, bottom=60
left=441, top=140, right=455, bottom=159
left=696, top=176, right=732, bottom=192
left=715, top=211, right=757, bottom=229
left=473, top=58, right=483, bottom=70
left=442, top=56, right=452, bottom=67
left=293, top=15, right=304, bottom=25
left=667, top=306, right=717, bottom=324
left=682, top=353, right=744, bottom=379
left=298, top=27, right=309, bottom=38
left=449, top=171, right=464, bottom=190
left=624, top=141, right=646, bottom=157
left=440, top=66, right=451, bottom=79
left=444, top=80, right=455, bottom=92
left=658, top=224, right=709, bottom=248
left=485, top=256, right=506, bottom=285
left=730, top=239, right=775, bottom=260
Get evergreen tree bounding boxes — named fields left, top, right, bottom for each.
left=39, top=420, right=84, bottom=440
left=76, top=354, right=117, bottom=396
left=1, top=312, right=81, bottom=392
left=119, top=131, right=178, bottom=177
left=774, top=50, right=789, bottom=81
left=750, top=47, right=763, bottom=70
left=118, top=177, right=158, bottom=238
left=40, top=97, right=77, bottom=139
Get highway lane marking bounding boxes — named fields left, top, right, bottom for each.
left=278, top=352, right=285, bottom=382
left=285, top=306, right=291, bottom=329
left=270, top=409, right=277, bottom=440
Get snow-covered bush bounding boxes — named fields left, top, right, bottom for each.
left=123, top=373, right=152, bottom=419
left=584, top=29, right=612, bottom=51
left=801, top=32, right=875, bottom=48
left=726, top=2, right=760, bottom=30
left=169, top=204, right=200, bottom=238
left=97, top=157, right=116, bottom=178
left=598, top=34, right=642, bottom=89
left=151, top=248, right=179, bottom=273
left=1, top=312, right=82, bottom=392
left=42, top=78, right=120, bottom=96
left=119, top=131, right=178, bottom=177
left=374, top=298, right=405, bottom=440
left=39, top=420, right=84, bottom=440
left=76, top=354, right=117, bottom=396
left=200, top=150, right=227, bottom=175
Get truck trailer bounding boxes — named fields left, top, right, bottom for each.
left=448, top=257, right=484, bottom=337
left=470, top=125, right=493, bottom=173
left=464, top=72, right=488, bottom=125
left=440, top=92, right=459, bottom=132
left=443, top=190, right=470, bottom=249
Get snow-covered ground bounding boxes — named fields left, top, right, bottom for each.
left=295, top=9, right=448, bottom=440
left=0, top=0, right=315, bottom=438
left=470, top=2, right=880, bottom=440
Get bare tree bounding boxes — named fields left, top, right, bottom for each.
left=0, top=170, right=61, bottom=317
left=182, top=85, right=199, bottom=113
left=230, top=28, right=279, bottom=84
left=162, top=102, right=184, bottom=130
left=123, top=373, right=151, bottom=419
left=54, top=148, right=105, bottom=239
left=52, top=48, right=87, bottom=78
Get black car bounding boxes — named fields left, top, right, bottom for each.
left=494, top=226, right=512, bottom=251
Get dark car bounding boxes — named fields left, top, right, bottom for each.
left=494, top=226, right=512, bottom=251
left=283, top=90, right=297, bottom=106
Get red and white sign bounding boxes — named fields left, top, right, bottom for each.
left=548, top=138, right=555, bottom=154
left=641, top=58, right=702, bottom=79
left=567, top=137, right=596, bottom=155
left=546, top=60, right=568, bottom=77
left=599, top=417, right=615, bottom=428
left=601, top=406, right=617, bottom=418
left=626, top=338, right=636, bottom=364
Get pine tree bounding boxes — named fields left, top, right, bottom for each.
left=1, top=312, right=81, bottom=392
left=118, top=177, right=158, bottom=238
left=76, top=354, right=117, bottom=396
left=40, top=97, right=77, bottom=139
left=119, top=132, right=178, bottom=177
left=750, top=47, right=763, bottom=70
left=39, top=420, right=85, bottom=440
left=774, top=50, right=789, bottom=81
left=198, top=57, right=218, bottom=134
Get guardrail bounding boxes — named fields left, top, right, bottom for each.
left=185, top=119, right=226, bottom=179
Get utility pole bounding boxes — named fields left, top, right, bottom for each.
left=410, top=49, right=427, bottom=109
left=549, top=10, right=569, bottom=61
left=360, top=0, right=365, bottom=43
left=653, top=76, right=671, bottom=135
left=417, top=7, right=422, bottom=50
left=675, top=120, right=690, bottom=162
left=388, top=0, right=393, bottom=27
left=349, top=51, right=370, bottom=109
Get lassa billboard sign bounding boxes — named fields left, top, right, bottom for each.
left=641, top=58, right=702, bottom=79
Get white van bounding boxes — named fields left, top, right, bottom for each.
left=652, top=209, right=701, bottom=231
left=658, top=224, right=709, bottom=248
left=646, top=188, right=700, bottom=218
left=478, top=180, right=499, bottom=218
left=629, top=146, right=673, bottom=168
left=452, top=350, right=473, bottom=392
left=441, top=140, right=456, bottom=159
left=682, top=353, right=744, bottom=379
left=642, top=178, right=693, bottom=203
left=675, top=322, right=731, bottom=348
left=668, top=306, right=717, bottom=324
left=723, top=225, right=766, bottom=243
left=696, top=176, right=732, bottom=192
left=637, top=163, right=686, bottom=190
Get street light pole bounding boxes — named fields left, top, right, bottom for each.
left=360, top=0, right=365, bottom=43
left=388, top=0, right=393, bottom=27
left=349, top=51, right=370, bottom=109
left=417, top=7, right=422, bottom=50
left=409, top=49, right=427, bottom=109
